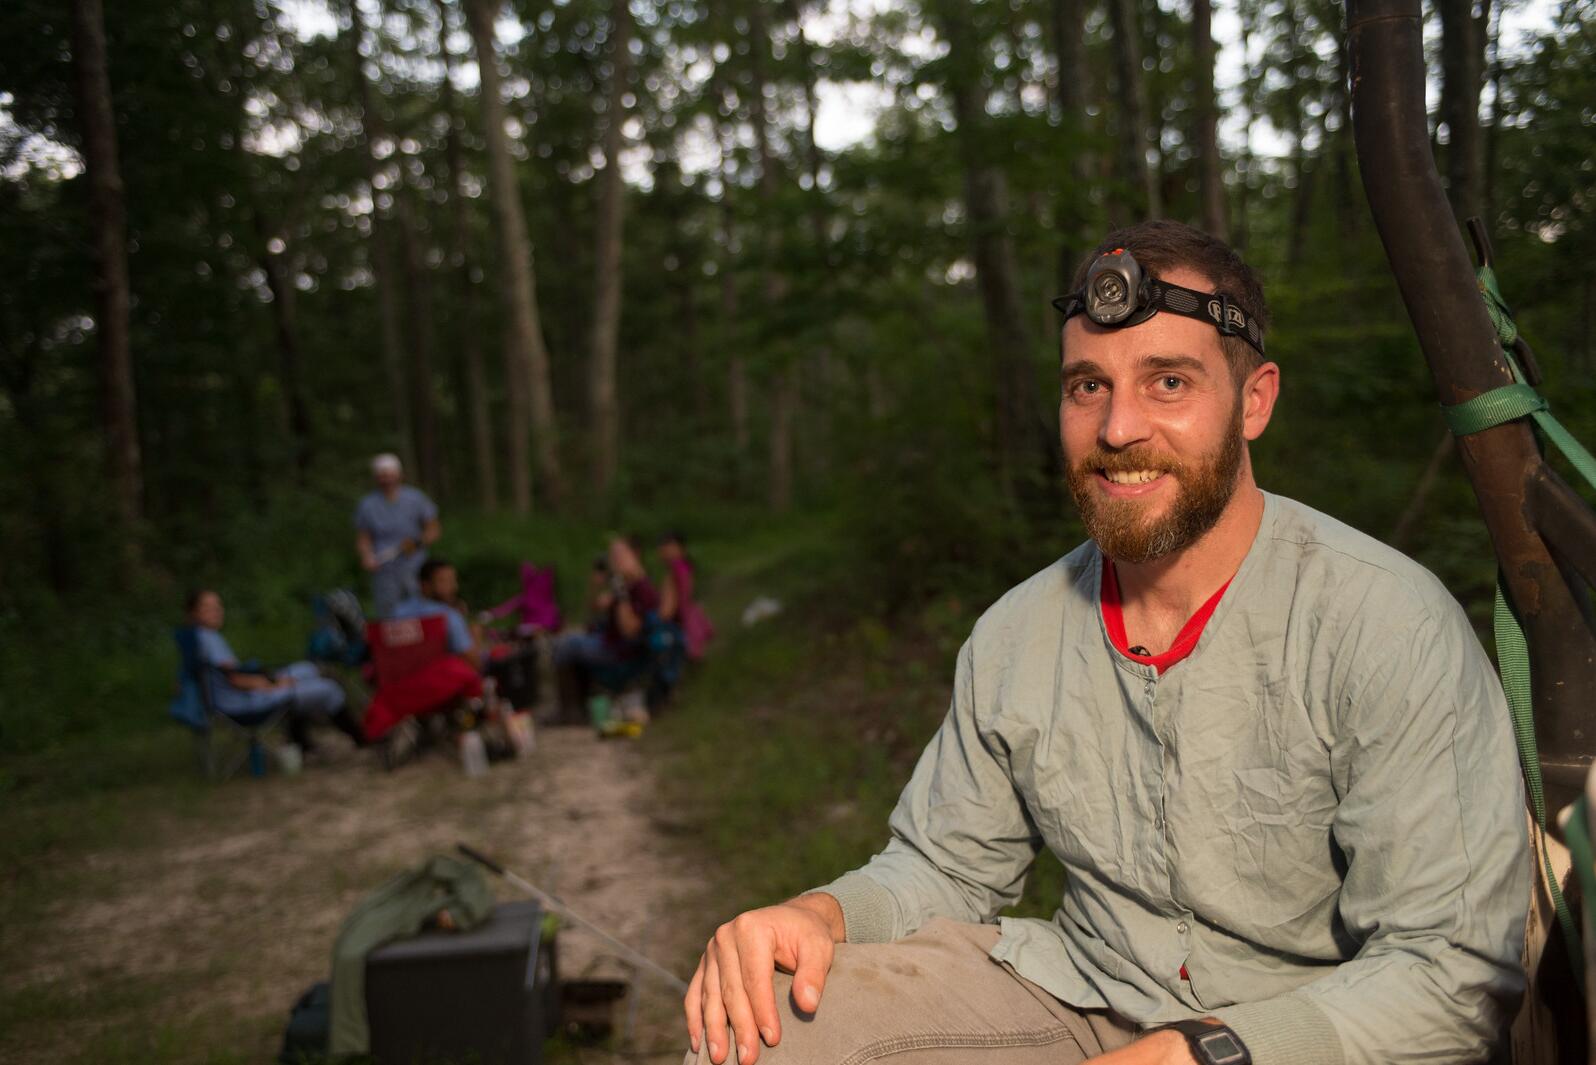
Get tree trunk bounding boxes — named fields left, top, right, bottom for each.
left=254, top=214, right=314, bottom=480
left=1286, top=125, right=1319, bottom=270
left=1329, top=25, right=1357, bottom=231
left=716, top=102, right=750, bottom=473
left=749, top=1, right=794, bottom=513
left=939, top=0, right=1049, bottom=492
left=1233, top=0, right=1262, bottom=251
left=395, top=193, right=442, bottom=493
left=680, top=258, right=708, bottom=421
left=768, top=365, right=798, bottom=512
left=70, top=0, right=143, bottom=532
left=796, top=14, right=833, bottom=481
left=1107, top=0, right=1159, bottom=219
left=1483, top=3, right=1502, bottom=224
left=435, top=0, right=497, bottom=510
left=1437, top=0, right=1491, bottom=222
left=1191, top=0, right=1227, bottom=239
left=1049, top=0, right=1091, bottom=288
left=1282, top=0, right=1314, bottom=271
left=589, top=0, right=631, bottom=502
left=465, top=0, right=565, bottom=512
left=347, top=0, right=415, bottom=471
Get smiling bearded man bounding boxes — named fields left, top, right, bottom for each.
left=680, top=220, right=1529, bottom=1065
left=1066, top=403, right=1244, bottom=565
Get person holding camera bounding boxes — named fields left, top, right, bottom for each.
left=553, top=535, right=659, bottom=675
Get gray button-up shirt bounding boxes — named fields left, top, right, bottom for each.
left=820, top=493, right=1529, bottom=1065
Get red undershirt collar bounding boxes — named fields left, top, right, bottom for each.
left=1099, top=557, right=1233, bottom=675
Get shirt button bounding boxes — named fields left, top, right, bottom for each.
left=1176, top=921, right=1190, bottom=935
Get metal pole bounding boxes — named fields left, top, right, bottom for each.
left=458, top=843, right=689, bottom=995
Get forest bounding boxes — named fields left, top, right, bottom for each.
left=1, top=0, right=1592, bottom=610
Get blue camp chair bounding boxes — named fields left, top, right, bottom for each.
left=170, top=626, right=289, bottom=780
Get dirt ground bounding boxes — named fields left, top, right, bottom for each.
left=3, top=724, right=711, bottom=1065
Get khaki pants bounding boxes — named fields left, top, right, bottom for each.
left=684, top=919, right=1138, bottom=1065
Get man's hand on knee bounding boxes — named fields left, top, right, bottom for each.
left=684, top=894, right=843, bottom=1064
left=1087, top=1028, right=1200, bottom=1065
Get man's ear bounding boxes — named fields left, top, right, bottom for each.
left=1241, top=361, right=1280, bottom=442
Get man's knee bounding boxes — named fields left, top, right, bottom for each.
left=685, top=920, right=1095, bottom=1065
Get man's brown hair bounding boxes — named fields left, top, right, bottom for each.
left=1070, top=220, right=1271, bottom=384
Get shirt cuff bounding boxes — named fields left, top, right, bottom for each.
left=810, top=872, right=899, bottom=944
left=1211, top=995, right=1344, bottom=1065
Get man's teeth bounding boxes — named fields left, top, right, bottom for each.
left=1103, top=469, right=1163, bottom=485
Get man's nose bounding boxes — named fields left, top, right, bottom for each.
left=1100, top=389, right=1153, bottom=450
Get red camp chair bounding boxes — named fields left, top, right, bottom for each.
left=367, top=615, right=451, bottom=688
left=362, top=616, right=482, bottom=746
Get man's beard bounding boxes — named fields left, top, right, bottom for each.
left=1065, top=404, right=1245, bottom=564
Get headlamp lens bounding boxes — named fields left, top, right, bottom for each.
left=1084, top=251, right=1143, bottom=325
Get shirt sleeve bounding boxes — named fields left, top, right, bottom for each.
left=196, top=629, right=239, bottom=669
left=353, top=495, right=371, bottom=532
left=444, top=608, right=472, bottom=655
left=814, top=637, right=1043, bottom=943
left=414, top=489, right=438, bottom=524
left=1212, top=603, right=1530, bottom=1065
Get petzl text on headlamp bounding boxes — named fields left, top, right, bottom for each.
left=1052, top=248, right=1267, bottom=357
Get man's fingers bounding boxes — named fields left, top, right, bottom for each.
left=716, top=924, right=763, bottom=1065
left=684, top=954, right=706, bottom=1054
left=790, top=938, right=834, bottom=1015
left=735, top=919, right=782, bottom=1049
left=700, top=946, right=730, bottom=1064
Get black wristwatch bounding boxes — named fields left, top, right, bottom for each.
left=1155, top=1020, right=1250, bottom=1065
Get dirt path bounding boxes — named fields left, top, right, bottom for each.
left=5, top=726, right=708, bottom=1065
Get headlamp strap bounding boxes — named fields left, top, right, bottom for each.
left=1143, top=279, right=1266, bottom=356
left=1052, top=279, right=1267, bottom=357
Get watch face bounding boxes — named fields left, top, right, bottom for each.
left=1197, top=1030, right=1247, bottom=1065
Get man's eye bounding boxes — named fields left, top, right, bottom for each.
left=1074, top=380, right=1102, bottom=396
left=1159, top=376, right=1183, bottom=391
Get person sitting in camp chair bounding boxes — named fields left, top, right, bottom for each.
left=657, top=532, right=714, bottom=662
left=185, top=589, right=364, bottom=757
left=553, top=538, right=658, bottom=681
left=473, top=561, right=561, bottom=713
left=363, top=557, right=485, bottom=768
left=482, top=561, right=564, bottom=637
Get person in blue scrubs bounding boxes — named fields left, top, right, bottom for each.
left=354, top=453, right=442, bottom=617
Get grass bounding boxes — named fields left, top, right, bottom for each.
left=653, top=533, right=1069, bottom=924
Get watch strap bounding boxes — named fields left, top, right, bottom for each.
left=1153, top=1019, right=1251, bottom=1065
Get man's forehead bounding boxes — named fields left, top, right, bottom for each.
left=1061, top=312, right=1227, bottom=373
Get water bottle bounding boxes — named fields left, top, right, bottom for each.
left=248, top=740, right=268, bottom=778
left=509, top=711, right=536, bottom=757
left=459, top=730, right=489, bottom=777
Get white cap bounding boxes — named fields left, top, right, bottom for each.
left=371, top=453, right=403, bottom=476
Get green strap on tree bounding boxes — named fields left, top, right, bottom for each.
left=1492, top=583, right=1585, bottom=985
left=1440, top=263, right=1596, bottom=989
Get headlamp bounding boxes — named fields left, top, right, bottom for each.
left=1053, top=248, right=1267, bottom=357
